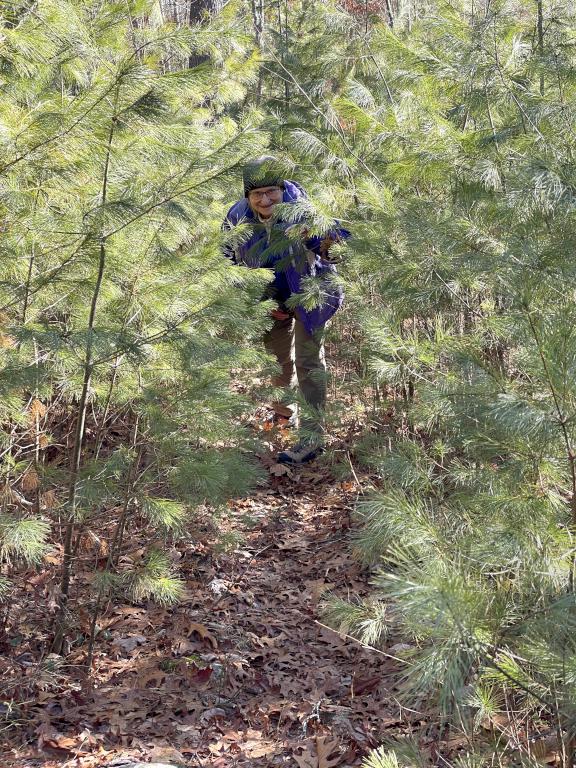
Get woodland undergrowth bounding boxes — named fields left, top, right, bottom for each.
left=3, top=0, right=576, bottom=766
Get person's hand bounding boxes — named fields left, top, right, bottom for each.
left=271, top=308, right=291, bottom=320
left=319, top=234, right=338, bottom=256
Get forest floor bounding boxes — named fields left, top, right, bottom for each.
left=1, top=410, right=428, bottom=768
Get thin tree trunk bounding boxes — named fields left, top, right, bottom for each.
left=85, top=414, right=142, bottom=671
left=93, top=363, right=120, bottom=460
left=21, top=246, right=35, bottom=327
left=251, top=0, right=265, bottom=104
left=21, top=187, right=43, bottom=330
left=52, top=94, right=119, bottom=655
left=383, top=0, right=394, bottom=27
left=283, top=0, right=289, bottom=107
left=187, top=0, right=224, bottom=67
left=536, top=0, right=545, bottom=95
left=277, top=0, right=290, bottom=109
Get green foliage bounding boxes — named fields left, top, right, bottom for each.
left=123, top=549, right=185, bottom=606
left=0, top=0, right=275, bottom=632
left=362, top=741, right=427, bottom=768
left=280, top=0, right=576, bottom=761
left=140, top=497, right=187, bottom=532
left=362, top=747, right=401, bottom=768
left=322, top=594, right=389, bottom=646
left=0, top=515, right=50, bottom=565
left=169, top=448, right=266, bottom=505
left=5, top=0, right=576, bottom=763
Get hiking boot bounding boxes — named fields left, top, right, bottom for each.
left=269, top=402, right=299, bottom=428
left=277, top=439, right=324, bottom=465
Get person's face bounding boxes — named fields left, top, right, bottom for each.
left=247, top=185, right=283, bottom=219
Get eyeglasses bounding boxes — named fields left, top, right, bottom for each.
left=248, top=186, right=283, bottom=201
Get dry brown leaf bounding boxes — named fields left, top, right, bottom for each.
left=316, top=735, right=342, bottom=767
left=48, top=734, right=79, bottom=750
left=200, top=706, right=227, bottom=723
left=112, top=634, right=147, bottom=653
left=188, top=621, right=217, bottom=648
left=294, top=748, right=316, bottom=768
left=148, top=745, right=186, bottom=764
left=295, top=736, right=342, bottom=768
left=352, top=675, right=381, bottom=696
left=135, top=665, right=166, bottom=689
left=269, top=462, right=292, bottom=477
left=43, top=550, right=62, bottom=565
left=245, top=741, right=278, bottom=758
left=36, top=722, right=80, bottom=753
left=276, top=534, right=307, bottom=550
left=480, top=712, right=511, bottom=731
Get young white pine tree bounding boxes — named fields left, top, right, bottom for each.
left=0, top=0, right=273, bottom=655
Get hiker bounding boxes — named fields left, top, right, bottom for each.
left=222, top=156, right=349, bottom=464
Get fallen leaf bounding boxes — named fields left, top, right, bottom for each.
left=194, top=665, right=213, bottom=683
left=188, top=621, right=217, bottom=649
left=295, top=750, right=316, bottom=768
left=43, top=550, right=62, bottom=565
left=149, top=745, right=186, bottom=763
left=316, top=735, right=342, bottom=767
left=269, top=462, right=292, bottom=476
left=245, top=741, right=278, bottom=758
left=352, top=675, right=381, bottom=696
left=134, top=664, right=166, bottom=689
left=36, top=723, right=82, bottom=754
left=112, top=634, right=147, bottom=653
left=200, top=707, right=227, bottom=723
left=295, top=736, right=342, bottom=768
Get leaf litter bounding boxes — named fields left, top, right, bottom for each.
left=1, top=454, right=417, bottom=768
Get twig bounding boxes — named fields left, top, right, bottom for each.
left=314, top=619, right=414, bottom=666
left=346, top=450, right=363, bottom=491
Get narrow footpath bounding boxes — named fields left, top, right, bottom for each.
left=4, top=461, right=412, bottom=768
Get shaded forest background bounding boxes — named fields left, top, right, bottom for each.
left=3, top=0, right=576, bottom=765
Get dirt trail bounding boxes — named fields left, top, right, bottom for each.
left=3, top=462, right=408, bottom=767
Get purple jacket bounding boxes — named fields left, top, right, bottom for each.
left=223, top=180, right=348, bottom=335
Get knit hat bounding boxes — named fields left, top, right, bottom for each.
left=243, top=155, right=289, bottom=196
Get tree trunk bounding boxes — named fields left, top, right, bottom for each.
left=536, top=0, right=545, bottom=95
left=251, top=0, right=265, bottom=103
left=159, top=0, right=224, bottom=66
left=52, top=93, right=119, bottom=655
left=187, top=0, right=224, bottom=22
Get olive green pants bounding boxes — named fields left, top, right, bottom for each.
left=263, top=316, right=326, bottom=433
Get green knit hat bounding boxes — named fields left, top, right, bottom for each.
left=243, top=155, right=289, bottom=196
